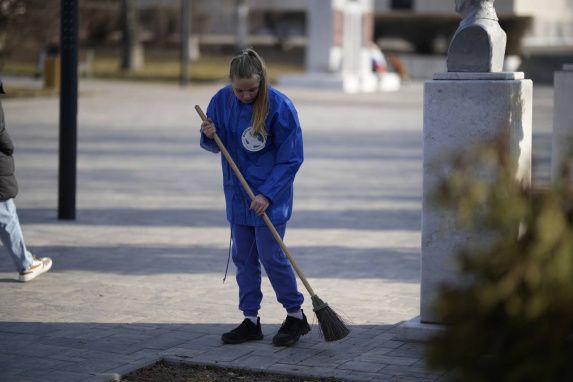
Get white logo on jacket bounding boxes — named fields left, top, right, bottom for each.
left=241, top=126, right=266, bottom=152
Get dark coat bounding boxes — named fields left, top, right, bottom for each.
left=0, top=101, right=18, bottom=201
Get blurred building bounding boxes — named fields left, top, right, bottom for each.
left=130, top=0, right=573, bottom=83
left=383, top=0, right=573, bottom=49
left=87, top=0, right=573, bottom=52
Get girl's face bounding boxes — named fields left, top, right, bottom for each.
left=231, top=76, right=260, bottom=104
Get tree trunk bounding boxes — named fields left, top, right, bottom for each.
left=236, top=0, right=249, bottom=50
left=180, top=0, right=191, bottom=85
left=120, top=0, right=143, bottom=71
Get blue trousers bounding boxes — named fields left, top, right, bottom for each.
left=231, top=223, right=304, bottom=317
left=0, top=199, right=34, bottom=272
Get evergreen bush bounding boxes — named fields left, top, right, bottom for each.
left=425, top=139, right=573, bottom=382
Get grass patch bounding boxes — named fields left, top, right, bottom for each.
left=2, top=52, right=304, bottom=84
left=120, top=360, right=343, bottom=382
left=93, top=53, right=303, bottom=83
left=1, top=86, right=59, bottom=99
left=1, top=61, right=38, bottom=77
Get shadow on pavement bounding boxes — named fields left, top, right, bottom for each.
left=0, top=244, right=420, bottom=281
left=18, top=207, right=421, bottom=231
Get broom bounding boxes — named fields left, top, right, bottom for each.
left=195, top=105, right=349, bottom=342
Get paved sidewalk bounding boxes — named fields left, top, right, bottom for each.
left=0, top=78, right=553, bottom=381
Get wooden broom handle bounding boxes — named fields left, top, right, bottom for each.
left=195, top=105, right=316, bottom=297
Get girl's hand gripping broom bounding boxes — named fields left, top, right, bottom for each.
left=196, top=105, right=349, bottom=342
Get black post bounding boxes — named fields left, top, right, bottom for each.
left=180, top=0, right=191, bottom=86
left=58, top=0, right=79, bottom=220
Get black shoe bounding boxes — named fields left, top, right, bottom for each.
left=222, top=318, right=263, bottom=344
left=272, top=310, right=311, bottom=347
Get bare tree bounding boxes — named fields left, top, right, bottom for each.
left=0, top=0, right=59, bottom=62
left=119, top=0, right=143, bottom=71
left=236, top=0, right=249, bottom=50
left=81, top=0, right=120, bottom=45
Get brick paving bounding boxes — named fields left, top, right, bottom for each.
left=0, top=77, right=553, bottom=381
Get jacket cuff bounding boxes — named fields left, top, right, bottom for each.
left=257, top=187, right=275, bottom=205
left=200, top=133, right=219, bottom=153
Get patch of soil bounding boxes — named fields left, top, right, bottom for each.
left=121, top=360, right=344, bottom=382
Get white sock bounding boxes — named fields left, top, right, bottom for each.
left=245, top=316, right=258, bottom=324
left=287, top=310, right=303, bottom=320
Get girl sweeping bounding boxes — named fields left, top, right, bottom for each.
left=199, top=48, right=310, bottom=346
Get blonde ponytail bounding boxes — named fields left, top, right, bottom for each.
left=229, top=48, right=269, bottom=137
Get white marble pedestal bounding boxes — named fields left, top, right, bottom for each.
left=420, top=72, right=532, bottom=324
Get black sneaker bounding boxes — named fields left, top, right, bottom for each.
left=272, top=310, right=311, bottom=346
left=222, top=318, right=263, bottom=344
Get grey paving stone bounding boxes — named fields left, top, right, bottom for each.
left=227, top=354, right=280, bottom=370
left=36, top=336, right=90, bottom=350
left=126, top=335, right=190, bottom=352
left=180, top=333, right=224, bottom=348
left=45, top=348, right=91, bottom=363
left=91, top=335, right=190, bottom=355
left=45, top=327, right=117, bottom=341
left=160, top=347, right=207, bottom=359
left=368, top=338, right=406, bottom=350
left=274, top=347, right=324, bottom=364
left=356, top=347, right=397, bottom=362
left=0, top=375, right=45, bottom=382
left=382, top=364, right=444, bottom=379
left=16, top=368, right=89, bottom=382
left=297, top=349, right=356, bottom=368
left=58, top=358, right=131, bottom=374
left=3, top=371, right=30, bottom=382
left=337, top=360, right=385, bottom=373
left=103, top=332, right=156, bottom=343
left=0, top=332, right=38, bottom=343
left=0, top=323, right=52, bottom=335
left=375, top=330, right=403, bottom=341
left=372, top=355, right=419, bottom=366
left=413, top=358, right=428, bottom=367
left=2, top=355, right=71, bottom=373
left=0, top=366, right=24, bottom=378
left=83, top=341, right=146, bottom=355
left=190, top=347, right=254, bottom=363
left=270, top=363, right=352, bottom=380
left=390, top=345, right=426, bottom=359
left=125, top=348, right=162, bottom=361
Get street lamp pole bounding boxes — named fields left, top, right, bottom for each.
left=58, top=0, right=79, bottom=220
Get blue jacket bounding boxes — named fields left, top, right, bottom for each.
left=200, top=85, right=304, bottom=226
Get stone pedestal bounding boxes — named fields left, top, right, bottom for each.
left=551, top=65, right=573, bottom=183
left=420, top=72, right=532, bottom=324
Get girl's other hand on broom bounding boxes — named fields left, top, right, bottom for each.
left=250, top=194, right=270, bottom=216
left=200, top=119, right=216, bottom=139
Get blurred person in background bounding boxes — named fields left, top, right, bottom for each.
left=0, top=80, right=52, bottom=282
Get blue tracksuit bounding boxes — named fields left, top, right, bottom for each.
left=200, top=85, right=304, bottom=316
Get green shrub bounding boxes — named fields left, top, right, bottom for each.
left=425, top=139, right=573, bottom=382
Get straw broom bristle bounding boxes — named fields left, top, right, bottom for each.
left=312, top=295, right=350, bottom=342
